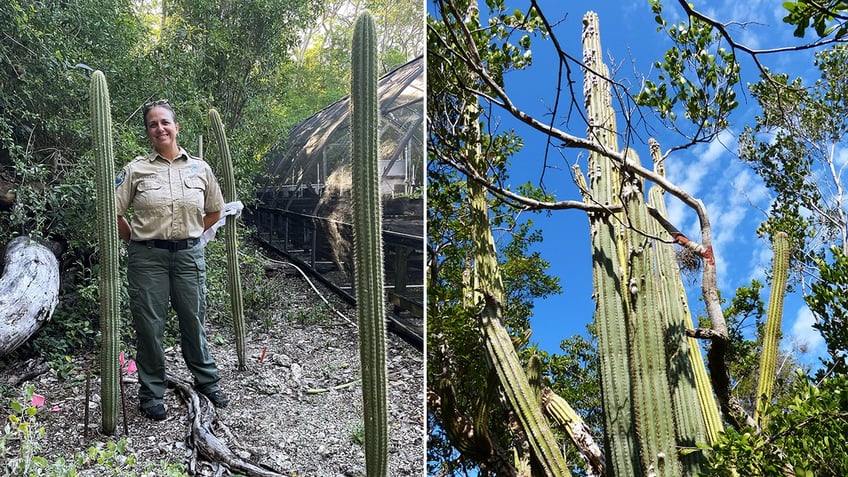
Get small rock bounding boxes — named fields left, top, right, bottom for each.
left=290, top=363, right=303, bottom=384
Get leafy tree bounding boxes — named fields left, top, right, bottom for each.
left=807, top=246, right=848, bottom=375
left=735, top=43, right=848, bottom=376
left=706, top=372, right=848, bottom=476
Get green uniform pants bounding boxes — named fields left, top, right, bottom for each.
left=128, top=241, right=220, bottom=408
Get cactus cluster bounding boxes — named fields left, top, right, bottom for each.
left=90, top=70, right=121, bottom=434
left=350, top=12, right=389, bottom=476
left=208, top=108, right=247, bottom=371
left=576, top=12, right=716, bottom=475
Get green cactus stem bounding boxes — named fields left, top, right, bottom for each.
left=526, top=353, right=542, bottom=404
left=755, top=231, right=789, bottom=426
left=542, top=388, right=605, bottom=477
left=581, top=12, right=641, bottom=475
left=351, top=12, right=388, bottom=476
left=463, top=60, right=572, bottom=477
left=620, top=149, right=683, bottom=476
left=208, top=108, right=247, bottom=371
left=647, top=138, right=721, bottom=447
left=90, top=70, right=120, bottom=434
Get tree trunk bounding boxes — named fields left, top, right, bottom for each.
left=0, top=236, right=60, bottom=356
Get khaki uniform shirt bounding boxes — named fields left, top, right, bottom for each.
left=115, top=148, right=225, bottom=241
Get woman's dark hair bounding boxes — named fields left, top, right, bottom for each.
left=141, top=99, right=176, bottom=127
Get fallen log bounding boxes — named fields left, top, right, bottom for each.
left=0, top=236, right=60, bottom=357
left=168, top=375, right=286, bottom=477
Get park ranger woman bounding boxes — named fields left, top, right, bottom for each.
left=116, top=99, right=229, bottom=421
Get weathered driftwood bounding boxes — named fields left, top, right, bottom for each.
left=0, top=236, right=60, bottom=357
left=168, top=376, right=286, bottom=477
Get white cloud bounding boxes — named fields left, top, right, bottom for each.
left=731, top=168, right=769, bottom=208
left=835, top=145, right=848, bottom=169
left=790, top=305, right=825, bottom=355
left=747, top=239, right=771, bottom=283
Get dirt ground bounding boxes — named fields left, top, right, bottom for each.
left=1, top=260, right=425, bottom=476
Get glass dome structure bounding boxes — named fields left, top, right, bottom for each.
left=257, top=56, right=424, bottom=205
left=250, top=56, right=424, bottom=343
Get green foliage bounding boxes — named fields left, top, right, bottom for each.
left=427, top=160, right=563, bottom=475
left=203, top=232, right=291, bottom=328
left=427, top=4, right=567, bottom=473
left=637, top=0, right=740, bottom=141
left=1, top=391, right=189, bottom=476
left=782, top=0, right=848, bottom=39
left=287, top=301, right=333, bottom=326
left=740, top=45, right=848, bottom=277
left=0, top=0, right=388, bottom=363
left=349, top=422, right=366, bottom=446
left=1, top=386, right=47, bottom=475
left=738, top=43, right=848, bottom=380
left=706, top=372, right=848, bottom=476
left=806, top=246, right=848, bottom=375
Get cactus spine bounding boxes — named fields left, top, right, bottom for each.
left=579, top=12, right=710, bottom=475
left=90, top=70, right=120, bottom=434
left=208, top=109, right=247, bottom=371
left=351, top=12, right=388, bottom=476
left=755, top=231, right=789, bottom=426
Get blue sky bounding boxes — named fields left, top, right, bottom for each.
left=433, top=0, right=831, bottom=368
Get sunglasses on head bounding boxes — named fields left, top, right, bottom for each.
left=142, top=99, right=171, bottom=111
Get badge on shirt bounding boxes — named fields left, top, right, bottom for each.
left=115, top=170, right=126, bottom=187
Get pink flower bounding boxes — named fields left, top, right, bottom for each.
left=51, top=405, right=61, bottom=412
left=31, top=394, right=45, bottom=408
left=119, top=352, right=137, bottom=375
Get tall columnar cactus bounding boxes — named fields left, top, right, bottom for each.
left=208, top=108, right=246, bottom=371
left=580, top=13, right=640, bottom=475
left=647, top=139, right=722, bottom=447
left=755, top=231, right=790, bottom=426
left=578, top=12, right=710, bottom=475
left=457, top=15, right=571, bottom=476
left=90, top=70, right=120, bottom=434
left=351, top=12, right=388, bottom=476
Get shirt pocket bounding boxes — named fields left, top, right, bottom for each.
left=183, top=176, right=207, bottom=211
left=134, top=177, right=164, bottom=211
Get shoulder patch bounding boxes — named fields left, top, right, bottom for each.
left=115, top=170, right=126, bottom=187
